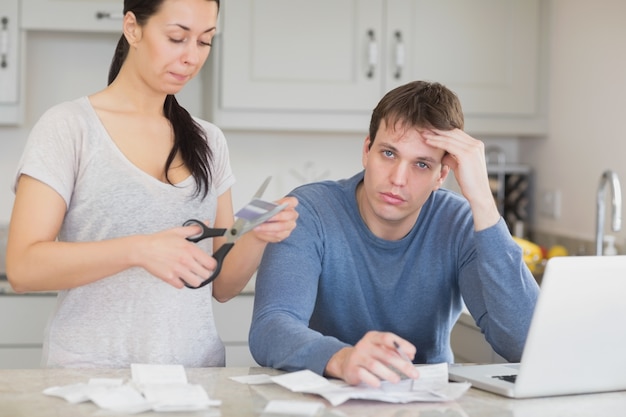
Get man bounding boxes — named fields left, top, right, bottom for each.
left=249, top=80, right=539, bottom=387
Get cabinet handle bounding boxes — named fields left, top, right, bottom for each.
left=394, top=31, right=405, bottom=79
left=366, top=29, right=378, bottom=79
left=95, top=11, right=124, bottom=21
left=0, top=17, right=8, bottom=69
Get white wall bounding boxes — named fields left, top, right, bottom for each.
left=519, top=0, right=626, bottom=245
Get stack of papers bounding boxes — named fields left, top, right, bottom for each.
left=232, top=363, right=471, bottom=407
left=43, top=364, right=220, bottom=414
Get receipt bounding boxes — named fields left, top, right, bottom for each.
left=259, top=363, right=471, bottom=406
left=43, top=364, right=220, bottom=413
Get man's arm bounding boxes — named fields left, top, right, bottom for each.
left=422, top=129, right=500, bottom=231
left=423, top=129, right=538, bottom=360
left=248, top=200, right=348, bottom=375
left=459, top=219, right=539, bottom=361
left=248, top=198, right=420, bottom=385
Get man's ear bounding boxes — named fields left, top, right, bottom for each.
left=361, top=136, right=372, bottom=168
left=123, top=11, right=141, bottom=46
left=435, top=164, right=450, bottom=189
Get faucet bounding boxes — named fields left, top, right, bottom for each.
left=596, top=170, right=622, bottom=255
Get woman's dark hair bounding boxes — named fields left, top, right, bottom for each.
left=368, top=80, right=464, bottom=148
left=108, top=0, right=221, bottom=198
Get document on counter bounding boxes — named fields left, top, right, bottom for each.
left=43, top=364, right=221, bottom=414
left=233, top=363, right=471, bottom=406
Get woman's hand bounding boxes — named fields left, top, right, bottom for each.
left=134, top=224, right=218, bottom=289
left=250, top=196, right=299, bottom=243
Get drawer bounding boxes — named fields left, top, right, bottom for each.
left=212, top=294, right=254, bottom=343
left=0, top=295, right=57, bottom=344
left=0, top=347, right=44, bottom=369
left=451, top=314, right=506, bottom=364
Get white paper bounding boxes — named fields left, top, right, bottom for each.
left=44, top=383, right=93, bottom=404
left=271, top=370, right=331, bottom=392
left=43, top=363, right=220, bottom=413
left=262, top=400, right=325, bottom=416
left=411, top=362, right=449, bottom=391
left=229, top=374, right=274, bottom=385
left=43, top=378, right=124, bottom=404
left=142, top=383, right=221, bottom=411
left=87, top=384, right=152, bottom=414
left=267, top=363, right=471, bottom=406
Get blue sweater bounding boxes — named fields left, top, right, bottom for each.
left=249, top=171, right=539, bottom=375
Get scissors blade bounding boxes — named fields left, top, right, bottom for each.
left=253, top=176, right=272, bottom=199
left=228, top=177, right=285, bottom=240
left=226, top=217, right=248, bottom=241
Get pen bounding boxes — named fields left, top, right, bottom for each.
left=393, top=341, right=416, bottom=389
left=393, top=341, right=413, bottom=364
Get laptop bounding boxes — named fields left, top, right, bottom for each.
left=448, top=255, right=626, bottom=398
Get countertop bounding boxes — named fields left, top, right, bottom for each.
left=0, top=273, right=255, bottom=296
left=0, top=274, right=57, bottom=296
left=0, top=274, right=12, bottom=294
left=1, top=367, right=625, bottom=416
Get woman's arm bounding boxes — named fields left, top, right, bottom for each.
left=7, top=175, right=216, bottom=292
left=212, top=189, right=298, bottom=302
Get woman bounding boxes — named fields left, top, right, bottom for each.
left=6, top=0, right=298, bottom=368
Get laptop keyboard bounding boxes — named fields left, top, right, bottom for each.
left=493, top=374, right=517, bottom=383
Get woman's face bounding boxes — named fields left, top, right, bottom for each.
left=128, top=0, right=218, bottom=95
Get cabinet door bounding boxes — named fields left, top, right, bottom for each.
left=21, top=0, right=123, bottom=33
left=0, top=0, right=21, bottom=125
left=219, top=0, right=383, bottom=112
left=212, top=294, right=258, bottom=367
left=386, top=0, right=540, bottom=116
left=0, top=295, right=57, bottom=369
left=0, top=295, right=57, bottom=344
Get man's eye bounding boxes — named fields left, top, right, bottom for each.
left=417, top=162, right=429, bottom=169
left=383, top=150, right=394, bottom=158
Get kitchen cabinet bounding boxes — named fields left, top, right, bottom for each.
left=209, top=0, right=547, bottom=135
left=0, top=0, right=22, bottom=125
left=212, top=293, right=257, bottom=367
left=0, top=292, right=257, bottom=368
left=0, top=294, right=57, bottom=369
left=489, top=163, right=533, bottom=237
left=21, top=0, right=123, bottom=33
left=450, top=310, right=506, bottom=364
left=486, top=146, right=533, bottom=236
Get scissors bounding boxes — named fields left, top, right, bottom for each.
left=182, top=177, right=288, bottom=289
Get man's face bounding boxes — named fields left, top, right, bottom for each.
left=359, top=119, right=449, bottom=239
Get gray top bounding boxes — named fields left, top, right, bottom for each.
left=250, top=172, right=539, bottom=374
left=15, top=97, right=235, bottom=368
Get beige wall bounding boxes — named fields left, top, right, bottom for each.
left=520, top=0, right=626, bottom=246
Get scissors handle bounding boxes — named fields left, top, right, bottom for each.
left=183, top=219, right=227, bottom=243
left=185, top=242, right=235, bottom=289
